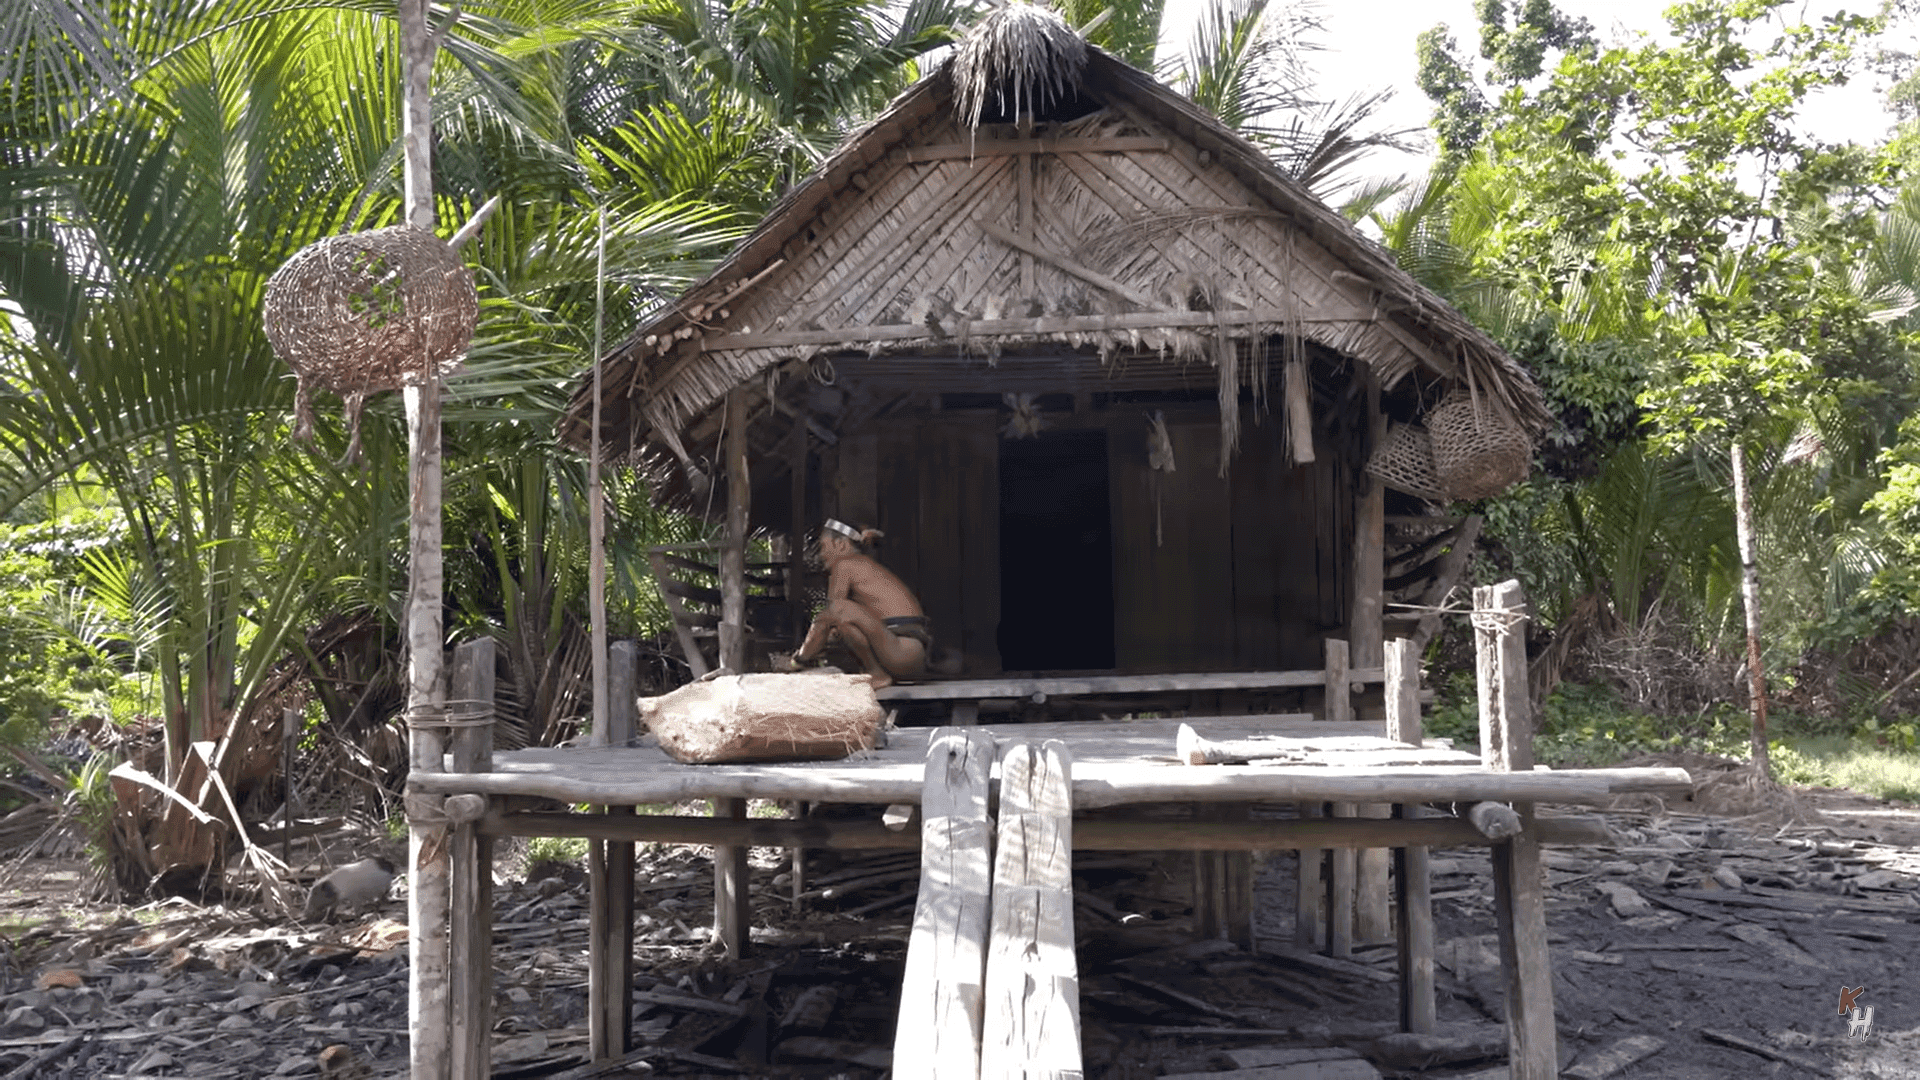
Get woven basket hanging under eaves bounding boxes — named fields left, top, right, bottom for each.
left=1427, top=391, right=1532, bottom=500
left=263, top=225, right=479, bottom=448
left=1366, top=423, right=1448, bottom=502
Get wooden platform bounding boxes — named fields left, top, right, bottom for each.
left=413, top=716, right=1688, bottom=809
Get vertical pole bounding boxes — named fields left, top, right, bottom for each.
left=588, top=204, right=610, bottom=747
left=590, top=642, right=638, bottom=1059
left=715, top=389, right=752, bottom=958
left=281, top=707, right=298, bottom=868
left=1350, top=365, right=1390, bottom=945
left=713, top=798, right=751, bottom=957
left=449, top=639, right=495, bottom=1079
left=789, top=414, right=809, bottom=647
left=1475, top=580, right=1556, bottom=1079
left=1386, top=638, right=1435, bottom=1034
left=1293, top=802, right=1323, bottom=950
left=1730, top=440, right=1770, bottom=775
left=399, top=1, right=447, bottom=1071
left=720, top=388, right=750, bottom=673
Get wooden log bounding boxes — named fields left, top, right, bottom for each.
left=399, top=0, right=450, bottom=1047
left=789, top=416, right=809, bottom=649
left=1323, top=640, right=1352, bottom=724
left=1328, top=803, right=1355, bottom=957
left=874, top=667, right=1391, bottom=701
left=590, top=642, right=637, bottom=1060
left=1466, top=802, right=1523, bottom=840
left=1178, top=724, right=1312, bottom=765
left=895, top=728, right=994, bottom=1079
left=1295, top=803, right=1323, bottom=950
left=982, top=740, right=1079, bottom=1078
left=1355, top=806, right=1392, bottom=945
left=647, top=551, right=711, bottom=678
left=1284, top=358, right=1314, bottom=464
left=713, top=797, right=750, bottom=958
left=719, top=388, right=749, bottom=673
left=448, top=640, right=495, bottom=1079
left=1477, top=580, right=1557, bottom=1080
left=421, top=760, right=1695, bottom=808
left=1384, top=639, right=1434, bottom=1034
left=480, top=810, right=1611, bottom=851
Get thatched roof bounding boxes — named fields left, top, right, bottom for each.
left=561, top=8, right=1550, bottom=500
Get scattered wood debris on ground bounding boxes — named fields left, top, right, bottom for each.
left=1, top=785, right=1917, bottom=1078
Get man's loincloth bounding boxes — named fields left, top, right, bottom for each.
left=883, top=616, right=934, bottom=648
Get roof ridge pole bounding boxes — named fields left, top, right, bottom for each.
left=398, top=0, right=449, bottom=1077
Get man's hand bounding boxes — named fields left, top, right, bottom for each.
left=769, top=652, right=803, bottom=673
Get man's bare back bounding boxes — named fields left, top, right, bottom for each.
left=831, top=553, right=922, bottom=621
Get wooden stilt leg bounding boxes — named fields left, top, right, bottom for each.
left=1393, top=805, right=1435, bottom=1034
left=449, top=640, right=495, bottom=1078
left=789, top=800, right=807, bottom=916
left=1385, top=637, right=1434, bottom=1034
left=588, top=821, right=635, bottom=1059
left=714, top=798, right=751, bottom=958
left=1356, top=805, right=1392, bottom=943
left=1294, top=802, right=1323, bottom=951
left=1328, top=803, right=1356, bottom=958
left=1495, top=812, right=1557, bottom=1077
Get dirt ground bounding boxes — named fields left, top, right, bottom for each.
left=1, top=776, right=1918, bottom=1079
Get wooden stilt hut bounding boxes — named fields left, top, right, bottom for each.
left=562, top=8, right=1550, bottom=701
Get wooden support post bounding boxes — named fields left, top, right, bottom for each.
left=789, top=414, right=809, bottom=648
left=1323, top=638, right=1351, bottom=724
left=713, top=797, right=751, bottom=958
left=589, top=642, right=637, bottom=1060
left=399, top=0, right=449, bottom=1066
left=896, top=728, right=994, bottom=1080
left=1355, top=806, right=1392, bottom=944
left=1327, top=803, right=1355, bottom=958
left=1351, top=371, right=1389, bottom=948
left=1386, top=638, right=1435, bottom=1034
left=1476, top=580, right=1557, bottom=1079
left=983, top=740, right=1079, bottom=1077
left=1192, top=805, right=1253, bottom=949
left=448, top=639, right=495, bottom=1079
left=719, top=388, right=750, bottom=673
left=281, top=707, right=298, bottom=869
left=1294, top=802, right=1323, bottom=950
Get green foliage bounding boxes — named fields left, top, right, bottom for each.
left=525, top=835, right=589, bottom=869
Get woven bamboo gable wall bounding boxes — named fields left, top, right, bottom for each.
left=563, top=51, right=1550, bottom=490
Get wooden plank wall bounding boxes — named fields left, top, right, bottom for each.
left=829, top=393, right=1351, bottom=677
left=876, top=414, right=1002, bottom=674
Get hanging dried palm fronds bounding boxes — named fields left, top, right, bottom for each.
left=1147, top=410, right=1175, bottom=547
left=953, top=3, right=1087, bottom=130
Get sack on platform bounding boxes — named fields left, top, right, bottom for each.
left=639, top=672, right=883, bottom=764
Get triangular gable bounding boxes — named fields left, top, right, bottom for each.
left=576, top=50, right=1549, bottom=464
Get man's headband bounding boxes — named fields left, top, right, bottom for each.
left=822, top=518, right=861, bottom=541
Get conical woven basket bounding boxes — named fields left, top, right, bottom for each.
left=1427, top=391, right=1530, bottom=500
left=1366, top=423, right=1448, bottom=501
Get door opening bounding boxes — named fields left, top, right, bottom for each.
left=998, top=429, right=1115, bottom=671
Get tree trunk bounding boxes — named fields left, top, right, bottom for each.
left=1730, top=440, right=1769, bottom=776
left=399, top=1, right=450, bottom=1076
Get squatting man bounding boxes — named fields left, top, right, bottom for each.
left=773, top=518, right=933, bottom=689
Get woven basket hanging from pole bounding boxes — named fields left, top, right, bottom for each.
left=1365, top=422, right=1447, bottom=502
left=263, top=225, right=478, bottom=450
left=1426, top=391, right=1531, bottom=500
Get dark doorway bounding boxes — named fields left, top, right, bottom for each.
left=998, top=429, right=1115, bottom=671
